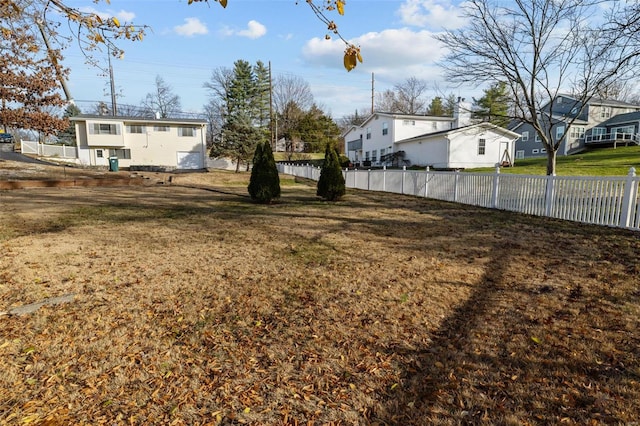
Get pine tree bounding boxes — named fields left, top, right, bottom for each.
left=473, top=82, right=511, bottom=126
left=317, top=144, right=346, bottom=201
left=58, top=104, right=82, bottom=145
left=248, top=142, right=280, bottom=203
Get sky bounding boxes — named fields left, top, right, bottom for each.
left=59, top=0, right=478, bottom=119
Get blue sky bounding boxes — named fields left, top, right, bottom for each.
left=61, top=0, right=477, bottom=119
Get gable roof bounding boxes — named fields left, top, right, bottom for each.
left=553, top=94, right=640, bottom=109
left=595, top=111, right=640, bottom=127
left=395, top=122, right=519, bottom=144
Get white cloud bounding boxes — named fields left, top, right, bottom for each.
left=397, top=0, right=470, bottom=30
left=219, top=20, right=267, bottom=39
left=303, top=28, right=446, bottom=73
left=174, top=17, right=209, bottom=37
left=78, top=6, right=135, bottom=23
left=115, top=10, right=136, bottom=22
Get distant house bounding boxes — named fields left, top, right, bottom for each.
left=72, top=115, right=207, bottom=170
left=508, top=95, right=640, bottom=160
left=343, top=99, right=518, bottom=169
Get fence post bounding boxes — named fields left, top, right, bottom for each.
left=402, top=166, right=406, bottom=194
left=454, top=170, right=460, bottom=202
left=424, top=166, right=429, bottom=198
left=383, top=166, right=386, bottom=192
left=620, top=167, right=638, bottom=228
left=544, top=174, right=556, bottom=217
left=367, top=169, right=371, bottom=191
left=492, top=166, right=500, bottom=209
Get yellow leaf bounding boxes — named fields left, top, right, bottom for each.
left=112, top=17, right=120, bottom=27
left=357, top=51, right=363, bottom=63
left=337, top=0, right=345, bottom=15
left=188, top=0, right=194, bottom=3
left=343, top=52, right=357, bottom=72
left=219, top=0, right=228, bottom=7
left=243, top=407, right=251, bottom=413
left=531, top=336, right=541, bottom=344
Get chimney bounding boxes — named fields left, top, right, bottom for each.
left=453, top=97, right=471, bottom=128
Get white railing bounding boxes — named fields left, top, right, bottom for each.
left=584, top=132, right=640, bottom=145
left=21, top=140, right=78, bottom=158
left=278, top=163, right=640, bottom=231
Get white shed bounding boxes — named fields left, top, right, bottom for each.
left=395, top=123, right=519, bottom=169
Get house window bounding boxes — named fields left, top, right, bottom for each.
left=613, top=125, right=635, bottom=139
left=556, top=97, right=563, bottom=104
left=569, top=126, right=585, bottom=140
left=366, top=127, right=371, bottom=139
left=382, top=122, right=388, bottom=135
left=127, top=125, right=145, bottom=134
left=403, top=120, right=415, bottom=126
left=601, top=106, right=611, bottom=119
left=380, top=148, right=386, bottom=159
left=556, top=125, right=565, bottom=139
left=532, top=149, right=540, bottom=154
left=515, top=150, right=525, bottom=159
left=91, top=123, right=119, bottom=135
left=96, top=149, right=104, bottom=158
left=541, top=148, right=547, bottom=153
left=113, top=149, right=131, bottom=159
left=372, top=150, right=377, bottom=162
left=432, top=122, right=437, bottom=130
left=521, top=131, right=529, bottom=141
left=365, top=151, right=370, bottom=161
left=178, top=127, right=195, bottom=137
left=478, top=138, right=486, bottom=155
left=535, top=133, right=541, bottom=143
left=154, top=125, right=170, bottom=132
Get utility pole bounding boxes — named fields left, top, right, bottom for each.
left=371, top=72, right=375, bottom=114
left=107, top=46, right=118, bottom=116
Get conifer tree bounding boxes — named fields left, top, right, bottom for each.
left=317, top=143, right=345, bottom=201
left=248, top=142, right=280, bottom=203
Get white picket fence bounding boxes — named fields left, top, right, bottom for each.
left=278, top=164, right=640, bottom=231
left=21, top=140, right=78, bottom=158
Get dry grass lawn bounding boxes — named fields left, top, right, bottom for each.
left=1, top=165, right=639, bottom=425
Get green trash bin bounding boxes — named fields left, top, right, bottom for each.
left=109, top=156, right=119, bottom=172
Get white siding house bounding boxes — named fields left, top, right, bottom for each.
left=343, top=100, right=517, bottom=168
left=396, top=123, right=519, bottom=169
left=72, top=115, right=207, bottom=170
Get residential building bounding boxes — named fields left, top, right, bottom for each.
left=343, top=99, right=518, bottom=169
left=72, top=115, right=207, bottom=170
left=509, top=95, right=640, bottom=160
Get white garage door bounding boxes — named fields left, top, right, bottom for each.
left=176, top=151, right=202, bottom=170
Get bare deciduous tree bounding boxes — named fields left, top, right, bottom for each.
left=437, top=0, right=639, bottom=175
left=141, top=75, right=182, bottom=118
left=374, top=77, right=430, bottom=114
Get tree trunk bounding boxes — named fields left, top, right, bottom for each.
left=546, top=149, right=557, bottom=176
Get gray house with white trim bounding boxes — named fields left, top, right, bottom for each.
left=508, top=95, right=640, bottom=159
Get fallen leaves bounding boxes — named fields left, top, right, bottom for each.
left=0, top=174, right=639, bottom=424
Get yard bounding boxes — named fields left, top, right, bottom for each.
left=1, top=166, right=639, bottom=425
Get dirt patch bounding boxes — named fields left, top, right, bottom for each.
left=1, top=166, right=639, bottom=425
